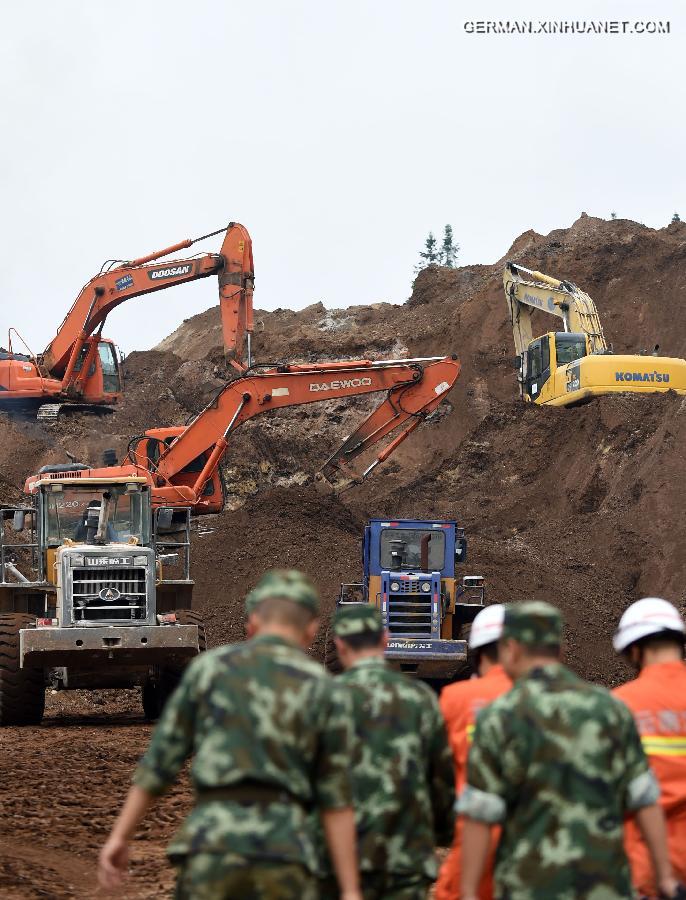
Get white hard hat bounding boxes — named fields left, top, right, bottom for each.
left=469, top=604, right=505, bottom=650
left=613, top=597, right=685, bottom=652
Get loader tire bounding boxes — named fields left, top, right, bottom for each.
left=142, top=610, right=206, bottom=721
left=175, top=609, right=207, bottom=653
left=457, top=622, right=472, bottom=642
left=142, top=676, right=166, bottom=722
left=324, top=628, right=343, bottom=675
left=0, top=614, right=45, bottom=726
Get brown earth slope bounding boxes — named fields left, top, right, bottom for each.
left=2, top=213, right=686, bottom=676
left=150, top=212, right=686, bottom=686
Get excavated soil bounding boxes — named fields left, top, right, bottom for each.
left=1, top=214, right=686, bottom=896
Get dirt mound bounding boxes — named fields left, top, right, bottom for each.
left=357, top=391, right=686, bottom=684
left=0, top=415, right=50, bottom=505
left=190, top=485, right=364, bottom=652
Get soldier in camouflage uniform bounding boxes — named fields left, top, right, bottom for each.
left=459, top=601, right=678, bottom=900
left=98, top=570, right=362, bottom=900
left=318, top=604, right=455, bottom=900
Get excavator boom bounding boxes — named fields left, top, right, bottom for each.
left=25, top=356, right=460, bottom=511
left=149, top=355, right=459, bottom=506
left=504, top=261, right=607, bottom=358
left=43, top=222, right=254, bottom=379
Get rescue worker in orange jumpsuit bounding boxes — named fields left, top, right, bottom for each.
left=613, top=597, right=686, bottom=898
left=435, top=604, right=511, bottom=900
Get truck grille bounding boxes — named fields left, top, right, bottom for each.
left=388, top=593, right=432, bottom=635
left=72, top=567, right=147, bottom=623
left=396, top=579, right=420, bottom=593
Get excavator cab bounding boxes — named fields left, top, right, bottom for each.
left=72, top=338, right=122, bottom=400
left=555, top=333, right=587, bottom=365
left=521, top=332, right=588, bottom=402
left=129, top=429, right=225, bottom=514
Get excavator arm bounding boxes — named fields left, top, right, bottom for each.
left=121, top=355, right=460, bottom=510
left=504, top=261, right=607, bottom=358
left=23, top=355, right=460, bottom=509
left=41, top=222, right=255, bottom=391
left=319, top=358, right=457, bottom=482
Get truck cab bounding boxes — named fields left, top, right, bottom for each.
left=0, top=467, right=202, bottom=725
left=334, top=518, right=485, bottom=684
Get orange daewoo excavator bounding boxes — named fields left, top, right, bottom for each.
left=24, top=355, right=461, bottom=513
left=0, top=222, right=254, bottom=421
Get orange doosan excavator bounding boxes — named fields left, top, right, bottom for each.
left=0, top=222, right=254, bottom=421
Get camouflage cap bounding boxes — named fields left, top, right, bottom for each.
left=502, top=601, right=563, bottom=648
left=332, top=604, right=383, bottom=638
left=245, top=569, right=319, bottom=615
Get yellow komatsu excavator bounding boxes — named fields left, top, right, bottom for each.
left=503, top=262, right=686, bottom=405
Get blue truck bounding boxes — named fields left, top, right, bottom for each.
left=327, top=518, right=485, bottom=685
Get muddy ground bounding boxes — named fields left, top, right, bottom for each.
left=1, top=214, right=686, bottom=897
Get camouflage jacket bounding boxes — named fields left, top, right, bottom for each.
left=458, top=662, right=660, bottom=900
left=318, top=657, right=455, bottom=879
left=133, top=634, right=353, bottom=868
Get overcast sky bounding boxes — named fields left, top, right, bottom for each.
left=1, top=0, right=683, bottom=354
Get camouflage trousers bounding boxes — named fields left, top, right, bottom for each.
left=319, top=871, right=432, bottom=899
left=173, top=854, right=317, bottom=900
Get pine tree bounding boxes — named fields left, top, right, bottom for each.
left=416, top=232, right=439, bottom=272
left=672, top=212, right=681, bottom=224
left=440, top=224, right=460, bottom=267
left=610, top=211, right=617, bottom=220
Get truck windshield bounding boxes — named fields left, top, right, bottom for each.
left=380, top=529, right=445, bottom=570
left=555, top=333, right=587, bottom=366
left=43, top=485, right=150, bottom=546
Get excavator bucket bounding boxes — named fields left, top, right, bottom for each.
left=319, top=356, right=460, bottom=487
left=218, top=223, right=255, bottom=369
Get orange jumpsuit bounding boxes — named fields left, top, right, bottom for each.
left=435, top=665, right=512, bottom=900
left=613, top=661, right=686, bottom=896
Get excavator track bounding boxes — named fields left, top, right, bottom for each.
left=36, top=403, right=115, bottom=423
left=36, top=404, right=63, bottom=423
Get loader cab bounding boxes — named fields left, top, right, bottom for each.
left=38, top=479, right=151, bottom=550
left=2, top=474, right=192, bottom=616
left=521, top=332, right=587, bottom=402
left=365, top=520, right=458, bottom=637
left=335, top=518, right=485, bottom=683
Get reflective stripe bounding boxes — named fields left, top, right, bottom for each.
left=466, top=723, right=475, bottom=742
left=457, top=784, right=506, bottom=824
left=641, top=735, right=686, bottom=756
left=626, top=769, right=661, bottom=811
